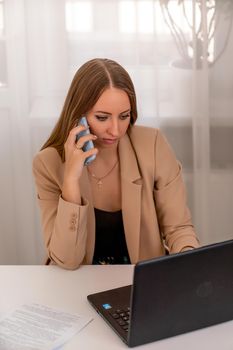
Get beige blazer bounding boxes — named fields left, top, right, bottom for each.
left=33, top=125, right=199, bottom=269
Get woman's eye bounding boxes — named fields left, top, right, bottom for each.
left=120, top=113, right=130, bottom=120
left=95, top=115, right=108, bottom=121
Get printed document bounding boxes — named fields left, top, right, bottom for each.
left=0, top=303, right=92, bottom=350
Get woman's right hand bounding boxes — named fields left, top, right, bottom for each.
left=62, top=125, right=98, bottom=204
left=64, top=125, right=98, bottom=181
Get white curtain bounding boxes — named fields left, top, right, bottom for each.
left=0, top=0, right=233, bottom=264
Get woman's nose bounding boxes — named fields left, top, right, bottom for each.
left=108, top=119, right=120, bottom=136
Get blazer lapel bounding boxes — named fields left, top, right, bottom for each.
left=119, top=133, right=142, bottom=264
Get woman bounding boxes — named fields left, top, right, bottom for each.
left=33, top=58, right=199, bottom=270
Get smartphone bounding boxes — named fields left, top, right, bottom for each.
left=76, top=116, right=96, bottom=166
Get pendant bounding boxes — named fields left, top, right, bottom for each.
left=97, top=180, right=103, bottom=188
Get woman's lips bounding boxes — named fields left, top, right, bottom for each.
left=102, top=138, right=118, bottom=145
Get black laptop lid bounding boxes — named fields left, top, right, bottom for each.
left=128, top=239, right=233, bottom=347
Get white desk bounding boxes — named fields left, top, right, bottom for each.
left=0, top=265, right=233, bottom=349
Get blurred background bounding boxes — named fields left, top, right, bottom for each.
left=0, top=0, right=233, bottom=264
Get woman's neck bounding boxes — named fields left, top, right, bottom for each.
left=95, top=144, right=119, bottom=163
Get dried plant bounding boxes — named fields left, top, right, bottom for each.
left=159, top=0, right=233, bottom=67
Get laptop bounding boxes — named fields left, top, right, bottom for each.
left=87, top=239, right=233, bottom=347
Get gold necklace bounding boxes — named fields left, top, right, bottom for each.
left=87, top=160, right=119, bottom=188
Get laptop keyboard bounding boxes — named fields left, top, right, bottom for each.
left=109, top=307, right=131, bottom=332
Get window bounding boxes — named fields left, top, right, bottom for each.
left=65, top=0, right=193, bottom=36
left=64, top=0, right=196, bottom=120
left=65, top=1, right=93, bottom=32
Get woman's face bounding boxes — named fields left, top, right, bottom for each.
left=86, top=87, right=131, bottom=150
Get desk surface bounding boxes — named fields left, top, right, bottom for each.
left=0, top=265, right=233, bottom=349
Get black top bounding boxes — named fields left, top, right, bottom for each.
left=92, top=208, right=131, bottom=265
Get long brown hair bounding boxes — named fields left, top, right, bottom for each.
left=41, top=58, right=138, bottom=161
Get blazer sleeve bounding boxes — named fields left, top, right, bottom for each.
left=32, top=152, right=89, bottom=269
left=153, top=130, right=200, bottom=253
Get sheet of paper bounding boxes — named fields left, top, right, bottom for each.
left=0, top=303, right=92, bottom=350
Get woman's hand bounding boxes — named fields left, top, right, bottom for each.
left=62, top=125, right=98, bottom=204
left=64, top=125, right=98, bottom=180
